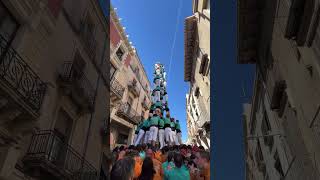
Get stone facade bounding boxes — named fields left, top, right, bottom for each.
left=184, top=0, right=210, bottom=148
left=240, top=0, right=320, bottom=179
left=109, top=6, right=151, bottom=149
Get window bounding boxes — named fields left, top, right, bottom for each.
left=199, top=54, right=209, bottom=76
left=193, top=0, right=199, bottom=13
left=134, top=67, right=140, bottom=81
left=116, top=47, right=124, bottom=61
left=72, top=52, right=86, bottom=80
left=274, top=151, right=285, bottom=177
left=194, top=87, right=200, bottom=98
left=0, top=2, right=19, bottom=44
left=285, top=0, right=315, bottom=45
left=110, top=63, right=116, bottom=80
left=117, top=133, right=128, bottom=144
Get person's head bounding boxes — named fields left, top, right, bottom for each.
left=195, top=151, right=210, bottom=168
left=170, top=118, right=175, bottom=122
left=110, top=157, right=135, bottom=180
left=167, top=151, right=175, bottom=162
left=176, top=120, right=179, bottom=124
left=146, top=148, right=154, bottom=158
left=128, top=145, right=135, bottom=150
left=155, top=108, right=161, bottom=116
left=125, top=150, right=139, bottom=159
left=139, top=157, right=155, bottom=180
left=188, top=160, right=197, bottom=169
left=113, top=146, right=119, bottom=153
left=198, top=146, right=205, bottom=150
left=119, top=145, right=125, bottom=152
left=174, top=153, right=184, bottom=168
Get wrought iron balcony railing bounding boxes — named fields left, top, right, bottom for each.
left=127, top=80, right=140, bottom=97
left=23, top=130, right=97, bottom=180
left=116, top=102, right=139, bottom=124
left=0, top=34, right=47, bottom=114
left=58, top=62, right=95, bottom=111
left=111, top=78, right=125, bottom=99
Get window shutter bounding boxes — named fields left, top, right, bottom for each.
left=297, top=0, right=315, bottom=46
left=285, top=0, right=306, bottom=39
left=271, top=80, right=287, bottom=110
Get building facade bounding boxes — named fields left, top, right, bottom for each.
left=0, top=0, right=109, bottom=180
left=239, top=0, right=320, bottom=179
left=184, top=0, right=210, bottom=148
left=110, top=7, right=151, bottom=149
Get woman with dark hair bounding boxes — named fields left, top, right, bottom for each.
left=162, top=151, right=175, bottom=178
left=139, top=157, right=156, bottom=180
left=164, top=153, right=190, bottom=180
left=110, top=157, right=135, bottom=180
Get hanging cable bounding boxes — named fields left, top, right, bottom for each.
left=167, top=0, right=183, bottom=85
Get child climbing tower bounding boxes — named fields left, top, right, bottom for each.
left=151, top=62, right=169, bottom=116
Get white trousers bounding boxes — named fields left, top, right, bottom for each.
left=134, top=129, right=145, bottom=146
left=149, top=126, right=158, bottom=142
left=155, top=90, right=160, bottom=102
left=144, top=131, right=150, bottom=144
left=177, top=132, right=182, bottom=145
left=165, top=127, right=173, bottom=144
left=171, top=130, right=178, bottom=145
left=158, top=129, right=165, bottom=149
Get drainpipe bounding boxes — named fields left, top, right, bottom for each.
left=82, top=30, right=108, bottom=170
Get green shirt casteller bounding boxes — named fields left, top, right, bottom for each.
left=175, top=122, right=181, bottom=130
left=165, top=165, right=190, bottom=180
left=154, top=101, right=162, bottom=108
left=164, top=117, right=171, bottom=125
left=158, top=118, right=165, bottom=128
left=142, top=119, right=150, bottom=128
left=150, top=116, right=159, bottom=126
left=170, top=121, right=175, bottom=128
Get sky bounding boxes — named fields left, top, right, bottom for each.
left=110, top=0, right=192, bottom=143
left=212, top=0, right=255, bottom=179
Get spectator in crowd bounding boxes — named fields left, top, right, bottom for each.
left=110, top=157, right=135, bottom=180
left=146, top=148, right=163, bottom=180
left=194, top=151, right=210, bottom=180
left=164, top=153, right=190, bottom=180
left=139, top=157, right=156, bottom=180
left=110, top=144, right=210, bottom=180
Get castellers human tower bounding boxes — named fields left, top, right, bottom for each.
left=133, top=62, right=182, bottom=148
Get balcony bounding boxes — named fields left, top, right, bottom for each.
left=127, top=80, right=140, bottom=98
left=22, top=130, right=97, bottom=180
left=184, top=15, right=197, bottom=82
left=110, top=78, right=125, bottom=103
left=57, top=62, right=94, bottom=112
left=116, top=102, right=139, bottom=125
left=0, top=35, right=47, bottom=117
left=197, top=97, right=210, bottom=128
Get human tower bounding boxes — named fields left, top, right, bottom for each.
left=133, top=63, right=182, bottom=148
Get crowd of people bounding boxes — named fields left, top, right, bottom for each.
left=109, top=144, right=210, bottom=180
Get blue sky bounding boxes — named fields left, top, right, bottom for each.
left=110, top=0, right=192, bottom=142
left=212, top=0, right=255, bottom=179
